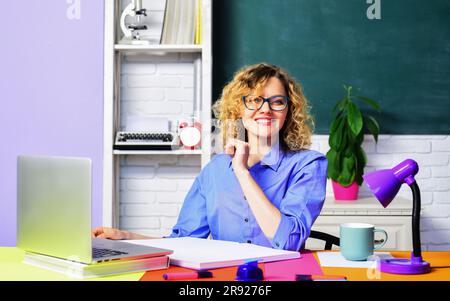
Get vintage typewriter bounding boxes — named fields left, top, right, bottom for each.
left=114, top=131, right=180, bottom=151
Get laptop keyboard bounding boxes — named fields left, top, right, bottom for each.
left=93, top=247, right=129, bottom=259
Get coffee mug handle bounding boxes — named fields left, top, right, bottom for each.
left=373, top=228, right=388, bottom=250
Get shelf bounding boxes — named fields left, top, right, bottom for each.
left=113, top=149, right=203, bottom=155
left=114, top=44, right=203, bottom=53
left=320, top=196, right=412, bottom=216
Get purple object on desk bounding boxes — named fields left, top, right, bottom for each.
left=363, top=159, right=418, bottom=208
left=379, top=253, right=431, bottom=275
left=236, top=260, right=264, bottom=281
left=363, top=159, right=431, bottom=275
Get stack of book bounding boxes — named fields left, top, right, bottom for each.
left=160, top=0, right=202, bottom=45
left=23, top=252, right=170, bottom=279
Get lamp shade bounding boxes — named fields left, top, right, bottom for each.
left=362, top=159, right=419, bottom=208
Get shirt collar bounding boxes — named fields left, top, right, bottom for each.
left=227, top=143, right=285, bottom=172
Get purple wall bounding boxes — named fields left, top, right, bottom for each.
left=0, top=1, right=104, bottom=246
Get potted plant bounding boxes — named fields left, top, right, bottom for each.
left=326, top=85, right=381, bottom=200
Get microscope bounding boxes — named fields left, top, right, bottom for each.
left=120, top=0, right=150, bottom=45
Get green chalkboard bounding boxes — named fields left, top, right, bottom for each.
left=213, top=0, right=450, bottom=134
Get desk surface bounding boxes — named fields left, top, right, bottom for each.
left=1, top=248, right=449, bottom=281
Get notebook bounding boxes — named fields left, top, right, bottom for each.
left=23, top=252, right=169, bottom=279
left=316, top=251, right=393, bottom=268
left=127, top=237, right=300, bottom=270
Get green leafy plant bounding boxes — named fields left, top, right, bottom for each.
left=326, top=85, right=381, bottom=187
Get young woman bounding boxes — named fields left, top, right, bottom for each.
left=93, top=63, right=327, bottom=251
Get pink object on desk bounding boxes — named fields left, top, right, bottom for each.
left=163, top=270, right=213, bottom=280
left=263, top=251, right=323, bottom=281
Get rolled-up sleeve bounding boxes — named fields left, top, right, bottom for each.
left=271, top=156, right=328, bottom=251
left=168, top=176, right=210, bottom=239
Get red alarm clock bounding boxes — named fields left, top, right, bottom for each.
left=178, top=120, right=202, bottom=149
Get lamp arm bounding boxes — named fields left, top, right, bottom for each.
left=409, top=181, right=422, bottom=258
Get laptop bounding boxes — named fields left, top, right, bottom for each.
left=17, top=155, right=172, bottom=264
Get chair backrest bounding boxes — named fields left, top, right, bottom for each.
left=307, top=230, right=340, bottom=251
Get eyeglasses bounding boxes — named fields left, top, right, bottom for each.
left=242, top=95, right=289, bottom=111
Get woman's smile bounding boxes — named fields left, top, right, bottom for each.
left=254, top=116, right=275, bottom=126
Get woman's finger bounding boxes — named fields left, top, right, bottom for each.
left=92, top=227, right=104, bottom=237
left=225, top=145, right=235, bottom=155
left=224, top=139, right=236, bottom=155
left=234, top=140, right=249, bottom=154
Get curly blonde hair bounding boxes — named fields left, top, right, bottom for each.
left=212, top=63, right=314, bottom=151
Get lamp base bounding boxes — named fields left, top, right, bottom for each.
left=379, top=253, right=431, bottom=274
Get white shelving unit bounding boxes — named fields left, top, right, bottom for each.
left=103, top=0, right=212, bottom=228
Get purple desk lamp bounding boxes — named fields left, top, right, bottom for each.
left=363, top=159, right=431, bottom=274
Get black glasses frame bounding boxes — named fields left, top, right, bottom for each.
left=242, top=95, right=289, bottom=111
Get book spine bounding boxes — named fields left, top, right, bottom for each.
left=195, top=0, right=202, bottom=45
left=160, top=0, right=170, bottom=44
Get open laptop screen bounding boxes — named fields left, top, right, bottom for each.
left=17, top=155, right=92, bottom=263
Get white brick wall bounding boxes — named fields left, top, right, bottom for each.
left=119, top=155, right=200, bottom=237
left=117, top=0, right=201, bottom=238
left=120, top=52, right=197, bottom=131
left=117, top=5, right=201, bottom=235
left=311, top=135, right=450, bottom=251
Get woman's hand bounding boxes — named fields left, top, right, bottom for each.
left=225, top=138, right=250, bottom=173
left=92, top=227, right=130, bottom=240
left=92, top=227, right=154, bottom=240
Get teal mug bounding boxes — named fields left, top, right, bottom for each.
left=340, top=223, right=388, bottom=261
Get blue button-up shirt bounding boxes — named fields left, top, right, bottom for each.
left=168, top=146, right=328, bottom=251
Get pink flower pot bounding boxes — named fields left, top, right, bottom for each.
left=332, top=180, right=359, bottom=201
